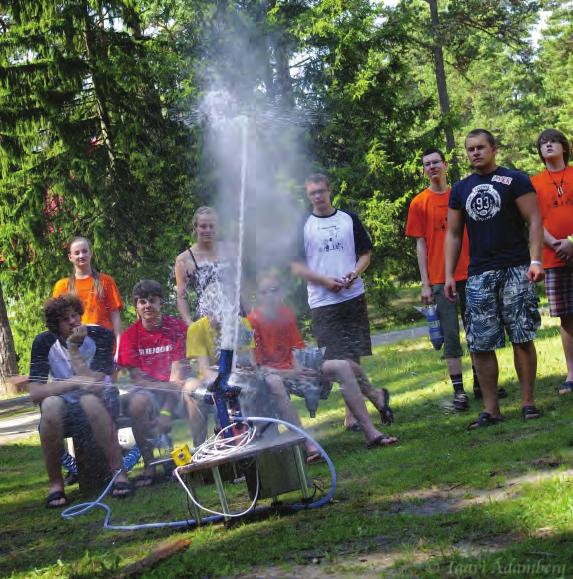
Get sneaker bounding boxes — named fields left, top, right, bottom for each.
left=453, top=392, right=470, bottom=412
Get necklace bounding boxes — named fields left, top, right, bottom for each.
left=547, top=168, right=567, bottom=197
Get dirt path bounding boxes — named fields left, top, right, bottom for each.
left=238, top=467, right=572, bottom=578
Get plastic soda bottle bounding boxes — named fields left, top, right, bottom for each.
left=426, top=304, right=444, bottom=350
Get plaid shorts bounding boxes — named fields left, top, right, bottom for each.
left=465, top=265, right=540, bottom=352
left=545, top=267, right=573, bottom=317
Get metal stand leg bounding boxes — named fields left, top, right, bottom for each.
left=212, top=466, right=231, bottom=520
left=293, top=445, right=310, bottom=499
left=188, top=487, right=202, bottom=525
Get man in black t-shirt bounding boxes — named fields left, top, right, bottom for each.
left=444, top=129, right=545, bottom=429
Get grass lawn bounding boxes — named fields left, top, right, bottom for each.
left=2, top=315, right=573, bottom=577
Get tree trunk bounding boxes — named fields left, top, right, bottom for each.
left=428, top=0, right=459, bottom=181
left=0, top=281, right=19, bottom=392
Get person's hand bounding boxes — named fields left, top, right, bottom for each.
left=528, top=262, right=545, bottom=283
left=298, top=367, right=318, bottom=379
left=552, top=239, right=573, bottom=262
left=83, top=378, right=105, bottom=395
left=67, top=325, right=88, bottom=345
left=341, top=271, right=358, bottom=289
left=154, top=413, right=173, bottom=434
left=444, top=278, right=458, bottom=302
left=420, top=284, right=433, bottom=305
left=324, top=277, right=344, bottom=293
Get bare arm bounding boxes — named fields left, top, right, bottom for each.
left=291, top=260, right=343, bottom=293
left=175, top=255, right=193, bottom=326
left=29, top=377, right=98, bottom=403
left=415, top=238, right=432, bottom=304
left=444, top=208, right=464, bottom=301
left=128, top=367, right=180, bottom=393
left=515, top=192, right=545, bottom=282
left=110, top=309, right=122, bottom=337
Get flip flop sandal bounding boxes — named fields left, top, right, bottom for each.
left=46, top=490, right=69, bottom=509
left=498, top=387, right=508, bottom=399
left=558, top=381, right=573, bottom=395
left=379, top=388, right=394, bottom=426
left=306, top=452, right=325, bottom=465
left=522, top=405, right=542, bottom=420
left=345, top=423, right=363, bottom=432
left=365, top=434, right=399, bottom=449
left=111, top=481, right=133, bottom=498
left=467, top=411, right=504, bottom=431
left=133, top=474, right=155, bottom=488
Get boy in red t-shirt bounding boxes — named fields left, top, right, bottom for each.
left=248, top=273, right=398, bottom=450
left=117, top=280, right=188, bottom=486
left=532, top=129, right=573, bottom=394
left=406, top=148, right=504, bottom=409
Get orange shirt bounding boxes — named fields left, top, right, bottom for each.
left=248, top=306, right=304, bottom=369
left=531, top=166, right=573, bottom=269
left=52, top=273, right=123, bottom=330
left=406, top=187, right=470, bottom=285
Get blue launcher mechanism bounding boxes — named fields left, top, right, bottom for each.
left=194, top=349, right=247, bottom=438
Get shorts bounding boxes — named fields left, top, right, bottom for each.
left=432, top=281, right=467, bottom=359
left=311, top=294, right=372, bottom=362
left=545, top=267, right=573, bottom=318
left=39, top=392, right=93, bottom=439
left=465, top=265, right=540, bottom=352
left=123, top=386, right=171, bottom=418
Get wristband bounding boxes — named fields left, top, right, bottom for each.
left=159, top=409, right=172, bottom=418
left=530, top=260, right=542, bottom=266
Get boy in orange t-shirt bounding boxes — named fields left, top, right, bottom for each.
left=406, top=148, right=498, bottom=410
left=248, top=273, right=398, bottom=451
left=531, top=129, right=573, bottom=394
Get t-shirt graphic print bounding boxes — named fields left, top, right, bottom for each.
left=450, top=167, right=533, bottom=276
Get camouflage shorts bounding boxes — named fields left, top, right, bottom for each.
left=465, top=265, right=540, bottom=352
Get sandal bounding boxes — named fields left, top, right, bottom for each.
left=46, top=490, right=69, bottom=509
left=345, top=423, right=363, bottom=432
left=558, top=381, right=573, bottom=396
left=306, top=452, right=325, bottom=465
left=133, top=474, right=155, bottom=488
left=379, top=388, right=394, bottom=426
left=111, top=481, right=133, bottom=498
left=522, top=405, right=541, bottom=420
left=365, top=434, right=399, bottom=448
left=467, top=411, right=503, bottom=431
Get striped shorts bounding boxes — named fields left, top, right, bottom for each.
left=545, top=267, right=573, bottom=317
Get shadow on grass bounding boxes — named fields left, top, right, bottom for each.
left=1, top=320, right=572, bottom=577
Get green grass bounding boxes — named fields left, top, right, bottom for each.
left=369, top=284, right=426, bottom=332
left=2, top=315, right=573, bottom=577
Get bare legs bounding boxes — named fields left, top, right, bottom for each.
left=264, top=374, right=318, bottom=454
left=342, top=360, right=388, bottom=427
left=472, top=351, right=501, bottom=417
left=322, top=360, right=397, bottom=445
left=513, top=341, right=536, bottom=407
left=182, top=378, right=209, bottom=446
left=40, top=394, right=128, bottom=505
left=472, top=340, right=537, bottom=420
left=560, top=315, right=573, bottom=387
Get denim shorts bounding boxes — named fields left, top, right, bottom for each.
left=465, top=265, right=540, bottom=352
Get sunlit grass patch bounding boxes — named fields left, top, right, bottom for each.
left=2, top=313, right=573, bottom=577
